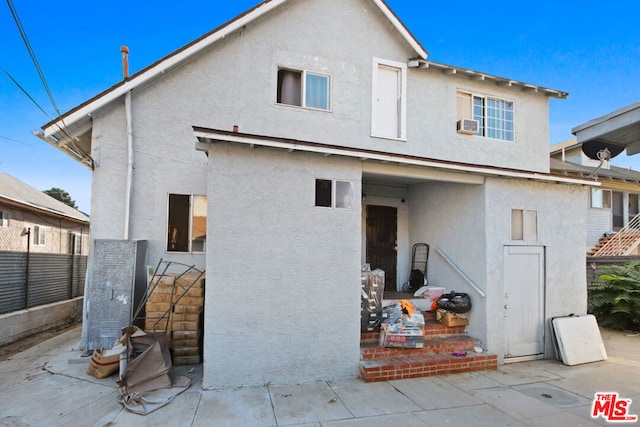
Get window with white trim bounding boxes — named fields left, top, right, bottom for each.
left=457, top=91, right=514, bottom=141
left=372, top=58, right=407, bottom=140
left=167, top=194, right=207, bottom=253
left=277, top=68, right=331, bottom=110
left=591, top=188, right=612, bottom=209
left=68, top=233, right=82, bottom=254
left=33, top=225, right=45, bottom=246
left=315, top=179, right=353, bottom=209
left=0, top=211, right=8, bottom=227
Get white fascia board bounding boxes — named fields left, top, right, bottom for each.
left=42, top=0, right=289, bottom=138
left=371, top=0, right=428, bottom=59
left=193, top=130, right=597, bottom=186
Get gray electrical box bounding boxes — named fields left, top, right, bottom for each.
left=83, top=239, right=148, bottom=351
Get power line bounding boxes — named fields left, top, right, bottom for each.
left=0, top=65, right=52, bottom=119
left=5, top=0, right=62, bottom=117
left=0, top=134, right=36, bottom=147
left=4, top=0, right=95, bottom=167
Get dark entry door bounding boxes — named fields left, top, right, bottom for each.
left=366, top=205, right=397, bottom=292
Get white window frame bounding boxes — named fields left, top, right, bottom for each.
left=457, top=90, right=515, bottom=142
left=276, top=67, right=331, bottom=111
left=314, top=179, right=353, bottom=210
left=68, top=232, right=82, bottom=254
left=33, top=225, right=46, bottom=246
left=591, top=188, right=612, bottom=209
left=0, top=211, right=8, bottom=227
left=371, top=57, right=407, bottom=141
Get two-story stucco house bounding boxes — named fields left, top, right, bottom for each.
left=38, top=0, right=593, bottom=388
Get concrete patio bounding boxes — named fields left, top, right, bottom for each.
left=0, top=325, right=638, bottom=426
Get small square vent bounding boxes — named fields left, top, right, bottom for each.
left=457, top=119, right=479, bottom=135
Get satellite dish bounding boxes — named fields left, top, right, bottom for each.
left=581, top=139, right=624, bottom=161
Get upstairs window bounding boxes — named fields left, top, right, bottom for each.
left=372, top=58, right=407, bottom=140
left=591, top=188, right=612, bottom=209
left=457, top=91, right=514, bottom=141
left=1, top=211, right=8, bottom=227
left=277, top=68, right=331, bottom=111
left=167, top=194, right=207, bottom=253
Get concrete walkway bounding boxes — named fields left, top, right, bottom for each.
left=0, top=326, right=638, bottom=426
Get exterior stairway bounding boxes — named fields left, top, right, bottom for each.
left=589, top=230, right=640, bottom=256
left=589, top=213, right=640, bottom=257
left=359, top=311, right=497, bottom=382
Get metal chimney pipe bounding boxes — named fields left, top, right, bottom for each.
left=120, top=46, right=129, bottom=79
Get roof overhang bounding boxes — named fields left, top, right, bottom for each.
left=408, top=59, right=568, bottom=99
left=194, top=127, right=596, bottom=186
left=572, top=101, right=640, bottom=156
left=0, top=195, right=90, bottom=224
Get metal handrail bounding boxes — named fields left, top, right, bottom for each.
left=593, top=212, right=640, bottom=256
left=434, top=246, right=486, bottom=298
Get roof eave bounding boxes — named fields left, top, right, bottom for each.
left=409, top=60, right=568, bottom=99
left=194, top=126, right=592, bottom=186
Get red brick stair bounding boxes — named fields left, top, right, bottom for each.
left=359, top=311, right=497, bottom=382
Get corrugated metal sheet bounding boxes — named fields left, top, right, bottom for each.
left=0, top=251, right=87, bottom=315
left=0, top=251, right=27, bottom=314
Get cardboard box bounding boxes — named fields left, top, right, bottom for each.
left=379, top=323, right=425, bottom=348
left=436, top=309, right=469, bottom=327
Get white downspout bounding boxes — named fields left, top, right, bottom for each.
left=122, top=46, right=133, bottom=240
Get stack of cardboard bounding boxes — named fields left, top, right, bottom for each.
left=144, top=271, right=205, bottom=366
left=171, top=272, right=205, bottom=366
left=145, top=274, right=177, bottom=347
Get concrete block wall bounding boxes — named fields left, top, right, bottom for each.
left=0, top=297, right=83, bottom=346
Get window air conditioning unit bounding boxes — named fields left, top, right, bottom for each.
left=457, top=119, right=478, bottom=135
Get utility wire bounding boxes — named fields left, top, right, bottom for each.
left=1, top=65, right=52, bottom=119
left=4, top=0, right=95, bottom=168
left=6, top=0, right=62, bottom=117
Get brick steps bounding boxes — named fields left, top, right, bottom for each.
left=359, top=351, right=498, bottom=382
left=361, top=335, right=477, bottom=359
left=359, top=312, right=497, bottom=382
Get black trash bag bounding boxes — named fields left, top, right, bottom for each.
left=437, top=292, right=472, bottom=313
left=408, top=269, right=424, bottom=293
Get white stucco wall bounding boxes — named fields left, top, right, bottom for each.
left=88, top=0, right=555, bottom=261
left=202, top=144, right=362, bottom=388
left=407, top=182, right=488, bottom=343
left=83, top=0, right=570, bottom=383
left=484, top=178, right=588, bottom=360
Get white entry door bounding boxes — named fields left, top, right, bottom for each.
left=503, top=246, right=545, bottom=358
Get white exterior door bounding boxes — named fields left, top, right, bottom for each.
left=373, top=65, right=400, bottom=138
left=503, top=246, right=545, bottom=358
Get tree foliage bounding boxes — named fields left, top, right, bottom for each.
left=588, top=262, right=640, bottom=331
left=43, top=187, right=77, bottom=209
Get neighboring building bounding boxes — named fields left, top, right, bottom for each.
left=0, top=171, right=89, bottom=255
left=37, top=0, right=592, bottom=388
left=551, top=139, right=640, bottom=254
left=551, top=102, right=640, bottom=256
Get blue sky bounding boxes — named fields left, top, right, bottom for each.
left=2, top=0, right=640, bottom=214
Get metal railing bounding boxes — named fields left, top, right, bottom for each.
left=434, top=246, right=486, bottom=298
left=592, top=212, right=640, bottom=257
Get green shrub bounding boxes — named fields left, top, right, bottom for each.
left=588, top=262, right=640, bottom=331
